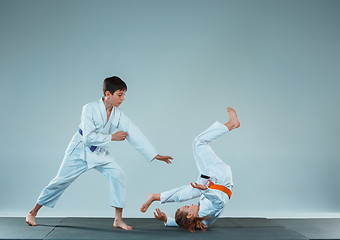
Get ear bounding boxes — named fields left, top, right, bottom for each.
left=187, top=213, right=193, bottom=219
left=105, top=91, right=111, bottom=97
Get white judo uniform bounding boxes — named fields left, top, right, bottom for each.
left=37, top=98, right=158, bottom=209
left=160, top=121, right=233, bottom=227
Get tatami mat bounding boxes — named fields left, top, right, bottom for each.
left=1, top=217, right=339, bottom=240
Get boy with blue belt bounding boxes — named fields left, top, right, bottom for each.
left=26, top=76, right=173, bottom=230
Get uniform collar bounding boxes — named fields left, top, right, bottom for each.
left=99, top=98, right=108, bottom=125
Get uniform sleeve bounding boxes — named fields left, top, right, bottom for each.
left=200, top=188, right=224, bottom=207
left=80, top=104, right=111, bottom=148
left=164, top=217, right=178, bottom=227
left=116, top=112, right=158, bottom=161
left=160, top=185, right=201, bottom=203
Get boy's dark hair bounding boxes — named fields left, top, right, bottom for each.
left=103, top=76, right=127, bottom=96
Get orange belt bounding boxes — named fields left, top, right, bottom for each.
left=208, top=180, right=232, bottom=199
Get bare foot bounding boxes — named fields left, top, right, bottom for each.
left=113, top=219, right=133, bottom=230
left=140, top=194, right=154, bottom=213
left=225, top=107, right=240, bottom=131
left=26, top=212, right=37, bottom=226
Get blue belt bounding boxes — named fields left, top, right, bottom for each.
left=79, top=129, right=97, bottom=152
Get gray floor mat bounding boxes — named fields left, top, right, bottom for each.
left=2, top=217, right=340, bottom=240
left=0, top=217, right=63, bottom=240
left=45, top=218, right=307, bottom=240
left=271, top=218, right=340, bottom=240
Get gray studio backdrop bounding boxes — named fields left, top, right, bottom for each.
left=0, top=0, right=339, bottom=218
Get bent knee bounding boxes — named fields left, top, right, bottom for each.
left=48, top=176, right=74, bottom=188
left=107, top=167, right=125, bottom=180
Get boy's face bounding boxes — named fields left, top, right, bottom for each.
left=106, top=89, right=126, bottom=107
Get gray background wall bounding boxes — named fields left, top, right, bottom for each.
left=0, top=0, right=339, bottom=218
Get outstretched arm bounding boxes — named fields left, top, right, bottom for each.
left=117, top=112, right=172, bottom=163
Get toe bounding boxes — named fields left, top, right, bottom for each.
left=26, top=220, right=35, bottom=226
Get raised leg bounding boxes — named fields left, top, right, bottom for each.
left=225, top=107, right=240, bottom=131
left=192, top=107, right=239, bottom=178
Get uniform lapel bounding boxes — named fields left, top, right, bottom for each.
left=111, top=107, right=121, bottom=128
left=100, top=98, right=117, bottom=131
left=99, top=98, right=107, bottom=127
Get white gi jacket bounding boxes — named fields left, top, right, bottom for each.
left=160, top=178, right=231, bottom=227
left=66, top=98, right=158, bottom=168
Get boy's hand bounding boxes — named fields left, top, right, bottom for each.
left=191, top=182, right=208, bottom=190
left=153, top=208, right=167, bottom=223
left=154, top=155, right=173, bottom=164
left=112, top=131, right=128, bottom=141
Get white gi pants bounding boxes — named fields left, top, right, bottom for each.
left=193, top=121, right=233, bottom=188
left=161, top=121, right=233, bottom=204
left=37, top=147, right=125, bottom=208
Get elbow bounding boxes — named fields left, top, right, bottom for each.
left=192, top=136, right=207, bottom=148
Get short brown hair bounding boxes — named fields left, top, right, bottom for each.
left=103, top=76, right=127, bottom=96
